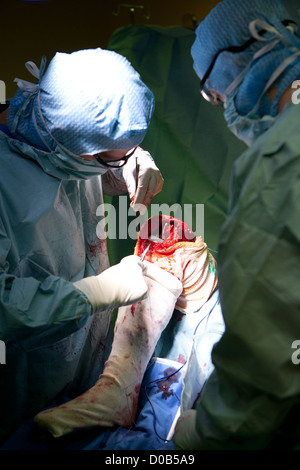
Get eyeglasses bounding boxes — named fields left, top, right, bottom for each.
left=94, top=146, right=137, bottom=168
left=199, top=19, right=297, bottom=107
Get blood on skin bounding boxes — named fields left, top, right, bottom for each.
left=136, top=215, right=196, bottom=256
left=177, top=354, right=185, bottom=364
left=130, top=301, right=142, bottom=317
left=135, top=215, right=198, bottom=277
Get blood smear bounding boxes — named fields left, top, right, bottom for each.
left=136, top=215, right=195, bottom=254
left=135, top=215, right=199, bottom=276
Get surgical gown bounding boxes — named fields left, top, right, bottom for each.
left=191, top=101, right=300, bottom=449
left=0, top=129, right=127, bottom=443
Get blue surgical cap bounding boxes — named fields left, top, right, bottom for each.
left=191, top=0, right=292, bottom=91
left=191, top=0, right=300, bottom=116
left=8, top=48, right=155, bottom=156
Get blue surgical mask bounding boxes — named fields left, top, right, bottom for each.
left=223, top=86, right=276, bottom=146
left=223, top=18, right=300, bottom=146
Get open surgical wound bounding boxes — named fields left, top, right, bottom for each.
left=135, top=215, right=218, bottom=314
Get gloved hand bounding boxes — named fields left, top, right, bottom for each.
left=142, top=259, right=183, bottom=297
left=73, top=255, right=148, bottom=311
left=122, top=146, right=164, bottom=215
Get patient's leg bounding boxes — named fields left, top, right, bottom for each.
left=34, top=263, right=182, bottom=438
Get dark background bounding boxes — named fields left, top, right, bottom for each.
left=2, top=0, right=299, bottom=97
left=1, top=0, right=219, bottom=96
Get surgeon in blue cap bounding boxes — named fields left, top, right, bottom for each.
left=174, top=0, right=300, bottom=450
left=0, top=48, right=164, bottom=443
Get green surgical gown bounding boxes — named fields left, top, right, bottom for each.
left=189, top=102, right=300, bottom=449
left=0, top=131, right=126, bottom=443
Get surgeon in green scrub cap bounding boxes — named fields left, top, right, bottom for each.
left=174, top=0, right=300, bottom=450
left=0, top=47, right=164, bottom=443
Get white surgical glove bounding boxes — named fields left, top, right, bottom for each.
left=142, top=260, right=183, bottom=297
left=73, top=255, right=148, bottom=311
left=122, top=146, right=164, bottom=215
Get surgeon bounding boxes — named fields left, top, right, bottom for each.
left=0, top=48, right=163, bottom=443
left=174, top=0, right=300, bottom=450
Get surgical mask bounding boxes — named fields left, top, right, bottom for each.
left=223, top=18, right=300, bottom=146
left=223, top=87, right=277, bottom=146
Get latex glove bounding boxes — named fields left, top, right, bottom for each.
left=173, top=410, right=204, bottom=450
left=122, top=146, right=164, bottom=215
left=142, top=260, right=183, bottom=298
left=73, top=255, right=148, bottom=311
